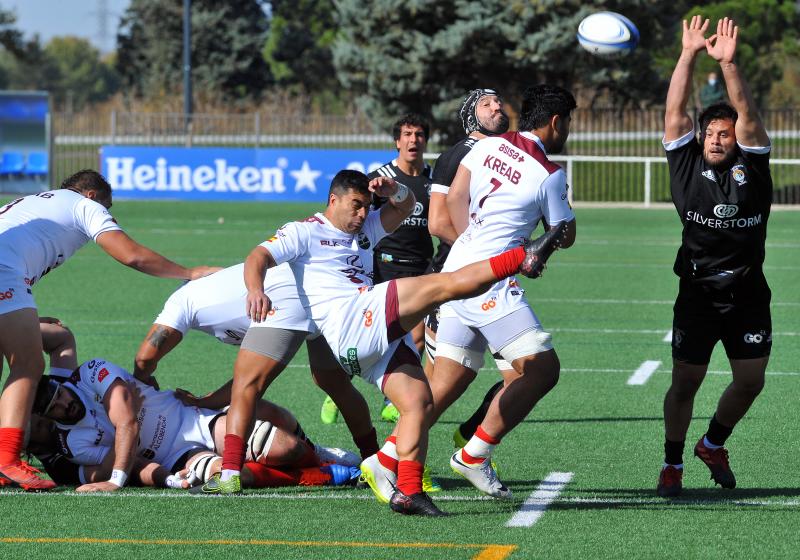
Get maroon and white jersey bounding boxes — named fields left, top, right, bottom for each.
left=260, top=211, right=387, bottom=326
left=0, top=189, right=121, bottom=285
left=443, top=132, right=574, bottom=271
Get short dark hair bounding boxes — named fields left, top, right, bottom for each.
left=60, top=169, right=112, bottom=197
left=699, top=102, right=738, bottom=133
left=392, top=113, right=430, bottom=141
left=518, top=85, right=577, bottom=131
left=328, top=169, right=370, bottom=200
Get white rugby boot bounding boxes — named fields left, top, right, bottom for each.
left=359, top=453, right=397, bottom=504
left=450, top=449, right=512, bottom=499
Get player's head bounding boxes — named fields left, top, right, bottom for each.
left=327, top=169, right=372, bottom=234
left=392, top=113, right=429, bottom=166
left=518, top=84, right=577, bottom=154
left=26, top=414, right=58, bottom=457
left=460, top=88, right=509, bottom=137
left=61, top=169, right=113, bottom=209
left=699, top=102, right=738, bottom=169
left=33, top=376, right=85, bottom=425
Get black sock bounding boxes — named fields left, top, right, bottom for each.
left=664, top=439, right=685, bottom=465
left=458, top=381, right=504, bottom=440
left=294, top=422, right=314, bottom=449
left=705, top=414, right=734, bottom=447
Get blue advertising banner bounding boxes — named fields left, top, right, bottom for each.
left=100, top=146, right=398, bottom=202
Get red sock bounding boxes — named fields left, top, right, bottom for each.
left=244, top=462, right=332, bottom=488
left=377, top=435, right=398, bottom=473
left=353, top=427, right=379, bottom=459
left=489, top=246, right=526, bottom=279
left=221, top=434, right=246, bottom=472
left=396, top=460, right=423, bottom=496
left=0, top=427, right=24, bottom=466
left=476, top=426, right=501, bottom=445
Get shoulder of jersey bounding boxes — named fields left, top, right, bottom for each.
left=498, top=132, right=561, bottom=174
left=372, top=162, right=399, bottom=179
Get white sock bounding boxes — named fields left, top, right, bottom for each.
left=220, top=468, right=240, bottom=482
left=463, top=433, right=496, bottom=462
left=380, top=438, right=398, bottom=460
left=703, top=436, right=722, bottom=450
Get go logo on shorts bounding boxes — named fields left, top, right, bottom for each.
left=480, top=298, right=497, bottom=311
left=0, top=288, right=15, bottom=301
left=743, top=332, right=765, bottom=344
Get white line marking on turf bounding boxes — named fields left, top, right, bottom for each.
left=663, top=330, right=672, bottom=343
left=506, top=472, right=574, bottom=528
left=627, top=361, right=661, bottom=385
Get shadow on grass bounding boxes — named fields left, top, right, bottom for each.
left=437, top=415, right=711, bottom=425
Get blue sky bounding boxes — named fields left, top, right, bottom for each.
left=1, top=0, right=131, bottom=53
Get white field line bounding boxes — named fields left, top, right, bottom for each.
left=663, top=330, right=673, bottom=343
left=506, top=472, right=574, bottom=528
left=627, top=361, right=662, bottom=385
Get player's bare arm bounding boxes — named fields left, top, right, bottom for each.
left=76, top=379, right=139, bottom=492
left=708, top=17, right=769, bottom=147
left=369, top=176, right=416, bottom=233
left=96, top=230, right=220, bottom=280
left=175, top=379, right=234, bottom=410
left=428, top=192, right=459, bottom=244
left=244, top=245, right=276, bottom=323
left=665, top=15, right=710, bottom=141
left=445, top=164, right=472, bottom=235
left=133, top=324, right=183, bottom=387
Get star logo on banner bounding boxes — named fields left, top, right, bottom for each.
left=290, top=161, right=322, bottom=193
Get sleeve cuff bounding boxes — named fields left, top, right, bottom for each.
left=662, top=129, right=695, bottom=152
left=738, top=142, right=771, bottom=154
left=430, top=183, right=450, bottom=195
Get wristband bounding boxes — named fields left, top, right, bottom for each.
left=392, top=182, right=410, bottom=203
left=109, top=469, right=128, bottom=488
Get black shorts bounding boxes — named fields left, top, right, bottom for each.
left=373, top=259, right=428, bottom=284
left=671, top=272, right=772, bottom=364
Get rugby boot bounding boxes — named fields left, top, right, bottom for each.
left=189, top=472, right=242, bottom=495
left=380, top=402, right=400, bottom=423
left=518, top=221, right=568, bottom=278
left=450, top=450, right=512, bottom=499
left=321, top=464, right=362, bottom=486
left=389, top=489, right=448, bottom=517
left=656, top=465, right=683, bottom=498
left=694, top=437, right=736, bottom=489
left=0, top=461, right=57, bottom=491
left=452, top=428, right=500, bottom=475
left=314, top=444, right=361, bottom=467
left=320, top=396, right=339, bottom=424
left=359, top=453, right=397, bottom=503
left=422, top=464, right=442, bottom=493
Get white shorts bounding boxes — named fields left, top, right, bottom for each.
left=0, top=267, right=35, bottom=315
left=160, top=406, right=219, bottom=470
left=318, top=280, right=420, bottom=390
left=440, top=276, right=528, bottom=328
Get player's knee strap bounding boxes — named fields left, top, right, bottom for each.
left=497, top=329, right=553, bottom=362
left=246, top=420, right=277, bottom=464
left=187, top=451, right=221, bottom=483
left=435, top=342, right=485, bottom=372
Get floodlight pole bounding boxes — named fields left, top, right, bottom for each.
left=183, top=0, right=192, bottom=134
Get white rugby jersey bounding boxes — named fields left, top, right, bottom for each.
left=443, top=132, right=574, bottom=272
left=260, top=211, right=386, bottom=325
left=155, top=262, right=313, bottom=344
left=0, top=189, right=121, bottom=285
left=54, top=359, right=197, bottom=466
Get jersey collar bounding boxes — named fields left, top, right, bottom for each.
left=519, top=131, right=547, bottom=154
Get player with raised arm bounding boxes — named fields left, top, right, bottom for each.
left=218, top=169, right=568, bottom=516
left=429, top=84, right=577, bottom=499
left=0, top=170, right=217, bottom=490
left=427, top=88, right=517, bottom=454
left=658, top=16, right=773, bottom=497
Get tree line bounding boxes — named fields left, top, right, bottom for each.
left=1, top=0, right=798, bottom=140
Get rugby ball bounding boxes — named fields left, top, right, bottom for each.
left=577, top=12, right=639, bottom=56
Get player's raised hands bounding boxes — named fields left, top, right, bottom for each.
left=682, top=15, right=709, bottom=53
left=706, top=17, right=738, bottom=64
left=368, top=176, right=398, bottom=198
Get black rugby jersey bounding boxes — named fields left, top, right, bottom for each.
left=429, top=136, right=480, bottom=272
left=369, top=160, right=433, bottom=263
left=665, top=130, right=772, bottom=287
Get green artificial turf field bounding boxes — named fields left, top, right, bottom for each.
left=2, top=201, right=798, bottom=559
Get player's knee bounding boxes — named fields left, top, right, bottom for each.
left=732, top=376, right=765, bottom=398
left=10, top=353, right=45, bottom=378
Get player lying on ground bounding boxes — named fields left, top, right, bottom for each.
left=658, top=16, right=773, bottom=498
left=132, top=261, right=381, bottom=463
left=221, top=169, right=569, bottom=516
left=29, top=359, right=359, bottom=491
left=0, top=169, right=218, bottom=490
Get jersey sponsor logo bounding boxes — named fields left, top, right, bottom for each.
left=340, top=255, right=367, bottom=284
left=320, top=238, right=350, bottom=247
left=148, top=414, right=168, bottom=452
left=702, top=169, right=716, bottom=182
left=412, top=201, right=424, bottom=216
left=686, top=210, right=761, bottom=229
left=731, top=165, right=747, bottom=186
left=0, top=288, right=14, bottom=301
left=482, top=155, right=521, bottom=185
left=339, top=347, right=362, bottom=377
left=498, top=143, right=525, bottom=162
left=141, top=448, right=156, bottom=460
left=97, top=368, right=110, bottom=383
left=713, top=204, right=739, bottom=218
left=672, top=328, right=684, bottom=348
left=363, top=309, right=374, bottom=327
left=480, top=297, right=497, bottom=311
left=56, top=429, right=74, bottom=458
left=743, top=331, right=768, bottom=344
left=357, top=232, right=371, bottom=250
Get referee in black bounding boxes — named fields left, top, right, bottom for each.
left=658, top=16, right=773, bottom=498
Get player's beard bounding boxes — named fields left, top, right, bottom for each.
left=703, top=149, right=737, bottom=171
left=482, top=112, right=509, bottom=134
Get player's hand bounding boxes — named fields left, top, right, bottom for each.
left=134, top=374, right=159, bottom=391
left=368, top=176, right=398, bottom=198
left=174, top=387, right=202, bottom=407
left=246, top=290, right=272, bottom=323
left=706, top=17, right=737, bottom=64
left=682, top=15, right=709, bottom=53
left=39, top=316, right=63, bottom=326
left=188, top=266, right=222, bottom=281
left=76, top=481, right=122, bottom=493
